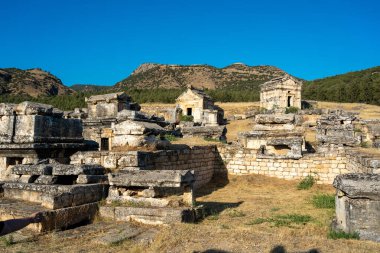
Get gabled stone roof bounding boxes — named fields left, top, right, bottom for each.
left=260, top=74, right=302, bottom=91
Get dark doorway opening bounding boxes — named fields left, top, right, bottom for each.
left=101, top=138, right=109, bottom=151
left=187, top=108, right=192, bottom=116
left=287, top=96, right=293, bottom=107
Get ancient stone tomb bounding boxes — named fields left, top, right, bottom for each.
left=0, top=161, right=108, bottom=231
left=333, top=173, right=380, bottom=242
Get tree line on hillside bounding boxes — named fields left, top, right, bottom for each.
left=0, top=65, right=379, bottom=111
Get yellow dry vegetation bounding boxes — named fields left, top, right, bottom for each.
left=317, top=101, right=380, bottom=119
left=4, top=175, right=379, bottom=253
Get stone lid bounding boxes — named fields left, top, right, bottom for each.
left=85, top=92, right=131, bottom=103
left=333, top=173, right=380, bottom=200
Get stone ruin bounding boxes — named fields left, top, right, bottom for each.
left=101, top=170, right=200, bottom=225
left=0, top=161, right=108, bottom=231
left=0, top=102, right=85, bottom=181
left=176, top=87, right=227, bottom=141
left=79, top=92, right=169, bottom=151
left=260, top=74, right=302, bottom=112
left=333, top=173, right=380, bottom=242
left=238, top=113, right=304, bottom=159
left=316, top=109, right=362, bottom=147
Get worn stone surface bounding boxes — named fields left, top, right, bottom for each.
left=76, top=174, right=108, bottom=184
left=333, top=173, right=380, bottom=242
left=12, top=164, right=53, bottom=175
left=100, top=205, right=198, bottom=225
left=333, top=173, right=380, bottom=200
left=2, top=182, right=108, bottom=209
left=108, top=170, right=195, bottom=188
left=0, top=198, right=98, bottom=232
left=34, top=175, right=58, bottom=184
left=52, top=164, right=105, bottom=175
left=93, top=224, right=144, bottom=246
left=255, top=114, right=295, bottom=124
left=316, top=110, right=361, bottom=146
left=181, top=125, right=226, bottom=140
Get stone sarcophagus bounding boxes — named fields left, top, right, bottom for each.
left=238, top=114, right=304, bottom=159
left=101, top=169, right=202, bottom=225
left=0, top=102, right=86, bottom=180
left=0, top=102, right=83, bottom=144
left=316, top=110, right=361, bottom=146
left=333, top=173, right=380, bottom=242
left=0, top=161, right=108, bottom=232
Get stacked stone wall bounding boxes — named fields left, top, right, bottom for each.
left=217, top=145, right=349, bottom=184
left=71, top=146, right=220, bottom=188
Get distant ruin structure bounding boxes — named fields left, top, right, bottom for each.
left=176, top=87, right=224, bottom=126
left=82, top=92, right=165, bottom=151
left=260, top=75, right=302, bottom=111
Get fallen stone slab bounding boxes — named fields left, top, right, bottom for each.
left=93, top=224, right=144, bottom=246
left=52, top=164, right=105, bottom=176
left=108, top=170, right=195, bottom=188
left=2, top=182, right=108, bottom=209
left=255, top=114, right=295, bottom=124
left=76, top=175, right=108, bottom=184
left=34, top=175, right=58, bottom=184
left=100, top=205, right=199, bottom=225
left=0, top=198, right=98, bottom=232
left=12, top=164, right=53, bottom=175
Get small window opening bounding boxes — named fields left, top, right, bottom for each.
left=187, top=108, right=192, bottom=116
left=101, top=138, right=110, bottom=151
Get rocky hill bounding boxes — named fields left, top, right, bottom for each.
left=0, top=68, right=73, bottom=97
left=115, top=63, right=287, bottom=90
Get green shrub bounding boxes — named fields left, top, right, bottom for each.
left=180, top=115, right=194, bottom=122
left=360, top=141, right=370, bottom=148
left=285, top=106, right=299, bottom=114
left=312, top=194, right=335, bottom=209
left=164, top=134, right=178, bottom=142
left=297, top=175, right=315, bottom=190
left=246, top=214, right=312, bottom=227
left=328, top=230, right=360, bottom=240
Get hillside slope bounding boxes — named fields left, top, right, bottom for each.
left=115, top=63, right=286, bottom=90
left=0, top=68, right=73, bottom=97
left=303, top=66, right=380, bottom=105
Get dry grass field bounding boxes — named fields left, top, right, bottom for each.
left=2, top=175, right=380, bottom=253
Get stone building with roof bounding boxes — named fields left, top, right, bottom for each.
left=176, top=87, right=224, bottom=126
left=260, top=75, right=302, bottom=111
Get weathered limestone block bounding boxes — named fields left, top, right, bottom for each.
left=2, top=182, right=108, bottom=209
left=34, top=175, right=58, bottom=184
left=99, top=206, right=198, bottom=225
left=0, top=198, right=98, bottom=232
left=108, top=170, right=195, bottom=188
left=13, top=115, right=83, bottom=144
left=255, top=114, right=295, bottom=124
left=333, top=173, right=380, bottom=200
left=52, top=164, right=105, bottom=176
left=113, top=120, right=165, bottom=136
left=333, top=173, right=380, bottom=242
left=181, top=125, right=226, bottom=139
left=12, top=164, right=53, bottom=175
left=76, top=175, right=108, bottom=184
left=15, top=101, right=54, bottom=115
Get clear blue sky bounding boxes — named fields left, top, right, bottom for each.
left=0, top=0, right=379, bottom=86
